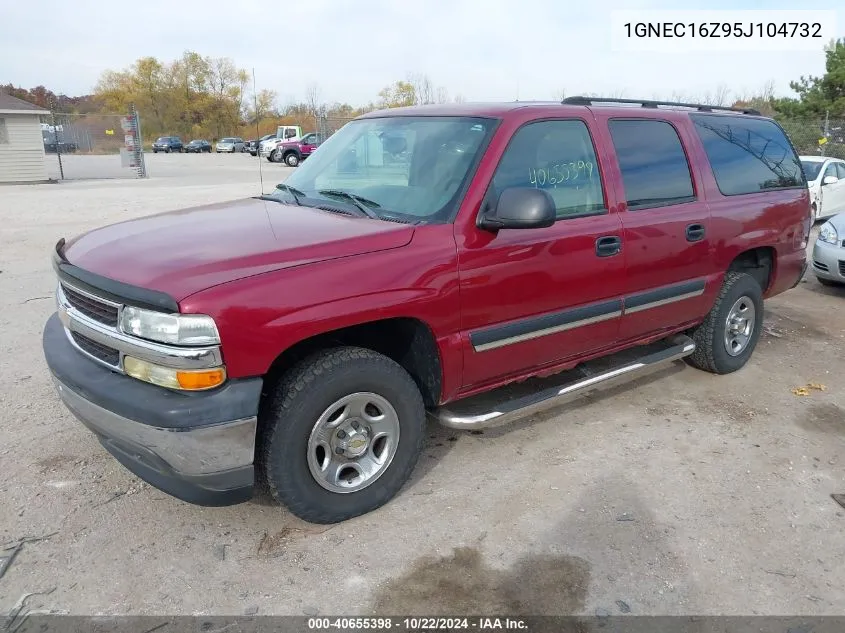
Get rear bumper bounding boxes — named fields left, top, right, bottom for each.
left=43, top=313, right=262, bottom=506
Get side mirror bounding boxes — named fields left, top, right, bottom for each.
left=479, top=187, right=556, bottom=231
left=823, top=175, right=839, bottom=185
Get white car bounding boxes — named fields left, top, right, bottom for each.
left=812, top=211, right=845, bottom=286
left=799, top=155, right=845, bottom=220
left=215, top=137, right=245, bottom=153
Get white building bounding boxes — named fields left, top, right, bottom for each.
left=0, top=93, right=49, bottom=184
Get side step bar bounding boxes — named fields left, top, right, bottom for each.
left=432, top=335, right=696, bottom=430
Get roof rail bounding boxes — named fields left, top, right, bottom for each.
left=561, top=96, right=761, bottom=116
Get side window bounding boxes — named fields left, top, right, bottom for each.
left=691, top=114, right=804, bottom=195
left=825, top=163, right=838, bottom=179
left=608, top=119, right=695, bottom=210
left=303, top=134, right=316, bottom=144
left=491, top=120, right=605, bottom=219
left=835, top=163, right=845, bottom=179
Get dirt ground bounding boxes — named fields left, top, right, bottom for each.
left=1, top=154, right=844, bottom=617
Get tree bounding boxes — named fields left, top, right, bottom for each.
left=378, top=80, right=416, bottom=108
left=773, top=39, right=845, bottom=118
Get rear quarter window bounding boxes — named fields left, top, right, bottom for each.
left=690, top=114, right=805, bottom=196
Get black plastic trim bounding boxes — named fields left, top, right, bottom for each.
left=625, top=279, right=706, bottom=310
left=43, top=313, right=262, bottom=429
left=53, top=239, right=180, bottom=312
left=470, top=299, right=622, bottom=349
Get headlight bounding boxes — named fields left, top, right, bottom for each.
left=124, top=356, right=226, bottom=391
left=818, top=222, right=839, bottom=245
left=120, top=306, right=220, bottom=345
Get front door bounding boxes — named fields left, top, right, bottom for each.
left=457, top=118, right=626, bottom=389
left=821, top=161, right=845, bottom=218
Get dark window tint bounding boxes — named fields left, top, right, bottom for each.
left=608, top=119, right=694, bottom=210
left=491, top=120, right=605, bottom=219
left=691, top=114, right=803, bottom=195
left=836, top=163, right=845, bottom=179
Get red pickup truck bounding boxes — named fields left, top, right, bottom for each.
left=43, top=98, right=810, bottom=523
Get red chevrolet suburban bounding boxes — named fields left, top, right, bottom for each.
left=43, top=98, right=810, bottom=523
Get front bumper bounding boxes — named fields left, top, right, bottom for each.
left=43, top=313, right=262, bottom=506
left=812, top=239, right=845, bottom=282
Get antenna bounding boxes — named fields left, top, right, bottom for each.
left=253, top=68, right=264, bottom=195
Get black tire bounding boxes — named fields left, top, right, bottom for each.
left=259, top=347, right=426, bottom=524
left=165, top=147, right=171, bottom=153
left=269, top=149, right=281, bottom=163
left=285, top=152, right=299, bottom=167
left=686, top=272, right=763, bottom=374
left=817, top=276, right=844, bottom=287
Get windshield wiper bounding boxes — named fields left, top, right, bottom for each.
left=274, top=184, right=306, bottom=205
left=317, top=189, right=381, bottom=219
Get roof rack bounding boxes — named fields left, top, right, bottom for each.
left=561, top=96, right=761, bottom=116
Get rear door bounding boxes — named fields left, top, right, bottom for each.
left=593, top=115, right=714, bottom=342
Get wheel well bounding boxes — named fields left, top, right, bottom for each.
left=728, top=247, right=774, bottom=292
left=262, top=318, right=442, bottom=409
left=283, top=149, right=298, bottom=158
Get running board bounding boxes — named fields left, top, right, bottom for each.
left=432, top=335, right=696, bottom=430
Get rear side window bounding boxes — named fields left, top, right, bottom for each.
left=491, top=119, right=606, bottom=219
left=608, top=119, right=695, bottom=210
left=836, top=163, right=845, bottom=179
left=691, top=114, right=804, bottom=195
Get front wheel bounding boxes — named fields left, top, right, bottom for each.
left=259, top=347, right=426, bottom=524
left=686, top=272, right=763, bottom=374
left=269, top=149, right=282, bottom=163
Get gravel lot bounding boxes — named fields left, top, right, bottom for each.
left=1, top=154, right=844, bottom=617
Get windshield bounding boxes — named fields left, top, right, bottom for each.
left=273, top=116, right=495, bottom=222
left=800, top=160, right=824, bottom=181
left=155, top=137, right=169, bottom=143
left=221, top=138, right=236, bottom=143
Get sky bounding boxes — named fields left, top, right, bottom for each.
left=1, top=0, right=842, bottom=107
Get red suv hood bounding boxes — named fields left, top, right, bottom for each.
left=62, top=197, right=414, bottom=302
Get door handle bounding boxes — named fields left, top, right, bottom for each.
left=686, top=223, right=706, bottom=242
left=595, top=235, right=622, bottom=257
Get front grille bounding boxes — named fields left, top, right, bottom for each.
left=839, top=261, right=845, bottom=276
left=70, top=332, right=120, bottom=367
left=814, top=260, right=830, bottom=272
left=62, top=285, right=119, bottom=326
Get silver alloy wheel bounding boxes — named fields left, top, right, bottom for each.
left=724, top=295, right=756, bottom=356
left=286, top=153, right=299, bottom=166
left=307, top=392, right=400, bottom=493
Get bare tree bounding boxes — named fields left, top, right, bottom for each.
left=407, top=72, right=435, bottom=105
left=453, top=93, right=466, bottom=104
left=555, top=88, right=567, bottom=102
left=305, top=83, right=321, bottom=115
left=436, top=86, right=449, bottom=104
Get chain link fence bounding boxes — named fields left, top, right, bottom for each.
left=40, top=111, right=146, bottom=180
left=777, top=118, right=845, bottom=159
left=315, top=114, right=356, bottom=142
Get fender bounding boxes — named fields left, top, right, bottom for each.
left=179, top=224, right=465, bottom=398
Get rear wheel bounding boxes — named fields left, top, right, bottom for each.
left=686, top=272, right=763, bottom=374
left=259, top=347, right=426, bottom=524
left=285, top=152, right=299, bottom=167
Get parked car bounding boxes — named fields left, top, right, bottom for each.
left=152, top=136, right=183, bottom=153
left=216, top=137, right=245, bottom=153
left=269, top=132, right=325, bottom=165
left=799, top=155, right=845, bottom=220
left=42, top=98, right=810, bottom=524
left=185, top=139, right=212, bottom=153
left=246, top=133, right=276, bottom=156
left=812, top=211, right=845, bottom=286
left=259, top=126, right=304, bottom=159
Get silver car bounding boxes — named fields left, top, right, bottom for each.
left=812, top=212, right=845, bottom=286
left=215, top=137, right=245, bottom=153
